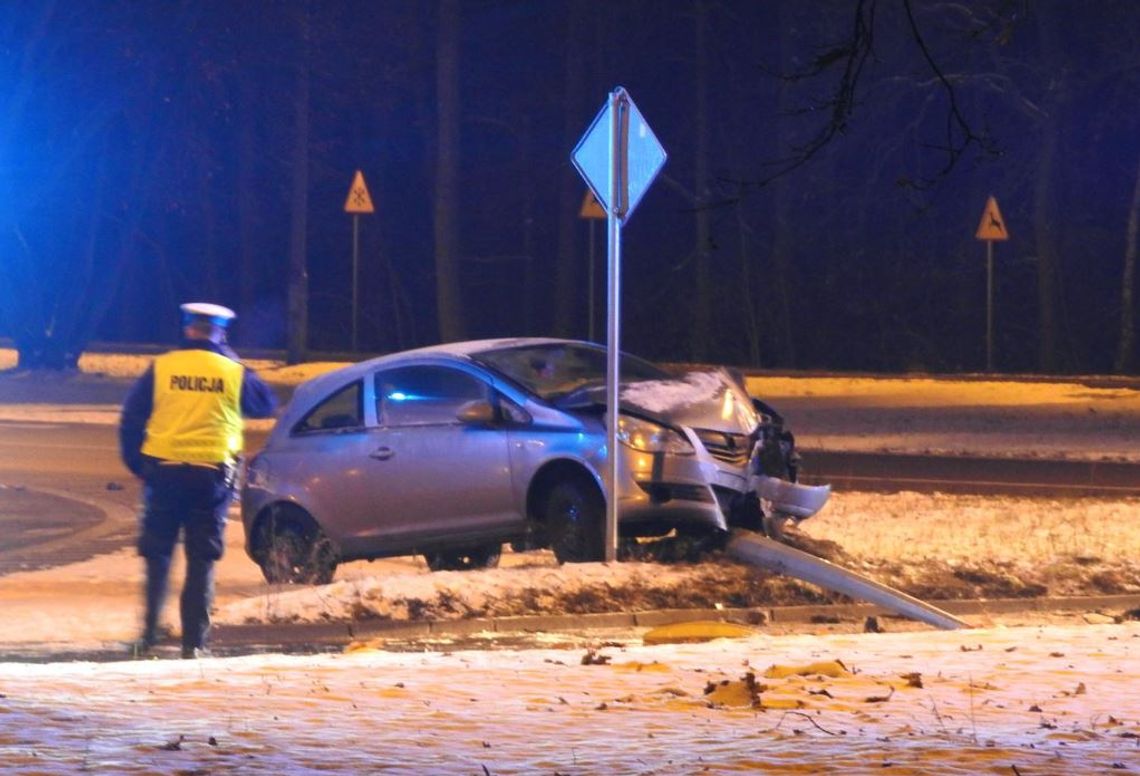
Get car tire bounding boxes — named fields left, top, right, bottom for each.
left=423, top=545, right=502, bottom=572
left=545, top=476, right=605, bottom=564
left=256, top=505, right=338, bottom=585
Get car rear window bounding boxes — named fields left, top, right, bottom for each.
left=292, top=380, right=363, bottom=434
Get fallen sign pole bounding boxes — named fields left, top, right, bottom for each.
left=726, top=530, right=968, bottom=630
left=572, top=87, right=666, bottom=562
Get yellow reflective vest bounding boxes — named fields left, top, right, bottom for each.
left=141, top=349, right=245, bottom=464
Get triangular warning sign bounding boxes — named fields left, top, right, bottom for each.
left=579, top=190, right=606, bottom=220
left=975, top=195, right=1008, bottom=241
left=344, top=170, right=375, bottom=214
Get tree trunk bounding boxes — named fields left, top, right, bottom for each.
left=237, top=77, right=258, bottom=337
left=689, top=0, right=712, bottom=362
left=767, top=1, right=799, bottom=367
left=517, top=115, right=537, bottom=334
left=553, top=3, right=586, bottom=338
left=286, top=3, right=311, bottom=365
left=1031, top=10, right=1065, bottom=373
left=433, top=0, right=464, bottom=342
left=1115, top=153, right=1140, bottom=373
left=1032, top=108, right=1061, bottom=373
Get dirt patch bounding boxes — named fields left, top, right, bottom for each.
left=282, top=546, right=1139, bottom=626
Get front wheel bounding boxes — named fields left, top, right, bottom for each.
left=424, top=544, right=502, bottom=571
left=256, top=506, right=338, bottom=585
left=544, top=478, right=605, bottom=564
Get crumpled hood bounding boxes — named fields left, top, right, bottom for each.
left=619, top=369, right=760, bottom=434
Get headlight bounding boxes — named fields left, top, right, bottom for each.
left=617, top=415, right=694, bottom=455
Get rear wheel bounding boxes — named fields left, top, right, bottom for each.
left=545, top=477, right=605, bottom=564
left=424, top=544, right=502, bottom=571
left=256, top=505, right=338, bottom=585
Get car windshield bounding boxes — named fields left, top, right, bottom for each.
left=472, top=342, right=670, bottom=402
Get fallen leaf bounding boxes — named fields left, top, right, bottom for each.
left=642, top=621, right=758, bottom=645
left=581, top=650, right=611, bottom=666
left=612, top=661, right=670, bottom=673
left=1083, top=612, right=1117, bottom=625
left=704, top=672, right=765, bottom=707
left=764, top=660, right=849, bottom=679
left=865, top=686, right=894, bottom=704
left=158, top=735, right=184, bottom=752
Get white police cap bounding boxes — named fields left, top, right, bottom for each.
left=180, top=302, right=236, bottom=327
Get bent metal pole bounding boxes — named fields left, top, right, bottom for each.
left=726, top=530, right=968, bottom=630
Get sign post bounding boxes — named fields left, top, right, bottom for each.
left=344, top=170, right=376, bottom=352
left=572, top=87, right=666, bottom=562
left=975, top=195, right=1009, bottom=371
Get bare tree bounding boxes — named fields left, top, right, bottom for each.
left=0, top=3, right=185, bottom=368
left=433, top=0, right=465, bottom=342
left=553, top=2, right=587, bottom=339
left=1115, top=155, right=1140, bottom=372
left=286, top=2, right=312, bottom=364
left=689, top=0, right=712, bottom=362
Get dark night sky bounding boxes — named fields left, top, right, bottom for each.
left=3, top=1, right=1140, bottom=373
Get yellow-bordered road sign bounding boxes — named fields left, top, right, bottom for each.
left=975, top=195, right=1008, bottom=241
left=344, top=170, right=375, bottom=214
left=579, top=190, right=606, bottom=219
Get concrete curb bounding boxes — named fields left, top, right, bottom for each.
left=210, top=593, right=1140, bottom=650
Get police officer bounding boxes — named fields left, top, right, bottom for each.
left=119, top=302, right=277, bottom=658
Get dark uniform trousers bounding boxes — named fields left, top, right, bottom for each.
left=138, top=461, right=233, bottom=652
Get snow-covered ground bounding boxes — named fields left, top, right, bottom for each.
left=1, top=622, right=1136, bottom=773
left=1, top=349, right=1139, bottom=772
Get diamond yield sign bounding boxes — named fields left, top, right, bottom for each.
left=344, top=170, right=375, bottom=214
left=975, top=195, right=1008, bottom=241
left=571, top=88, right=666, bottom=223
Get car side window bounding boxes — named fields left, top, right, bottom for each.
left=292, top=380, right=363, bottom=434
left=375, top=366, right=488, bottom=427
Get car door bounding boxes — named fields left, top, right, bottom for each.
left=337, top=363, right=519, bottom=548
left=272, top=378, right=375, bottom=548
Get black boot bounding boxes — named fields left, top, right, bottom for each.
left=130, top=556, right=172, bottom=656
left=180, top=557, right=216, bottom=659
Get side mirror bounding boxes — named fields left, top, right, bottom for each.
left=456, top=399, right=496, bottom=425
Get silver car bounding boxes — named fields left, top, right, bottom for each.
left=241, top=337, right=804, bottom=584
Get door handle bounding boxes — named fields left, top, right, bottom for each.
left=369, top=446, right=395, bottom=460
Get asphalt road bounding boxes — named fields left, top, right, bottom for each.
left=2, top=421, right=1139, bottom=576
left=803, top=450, right=1140, bottom=497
